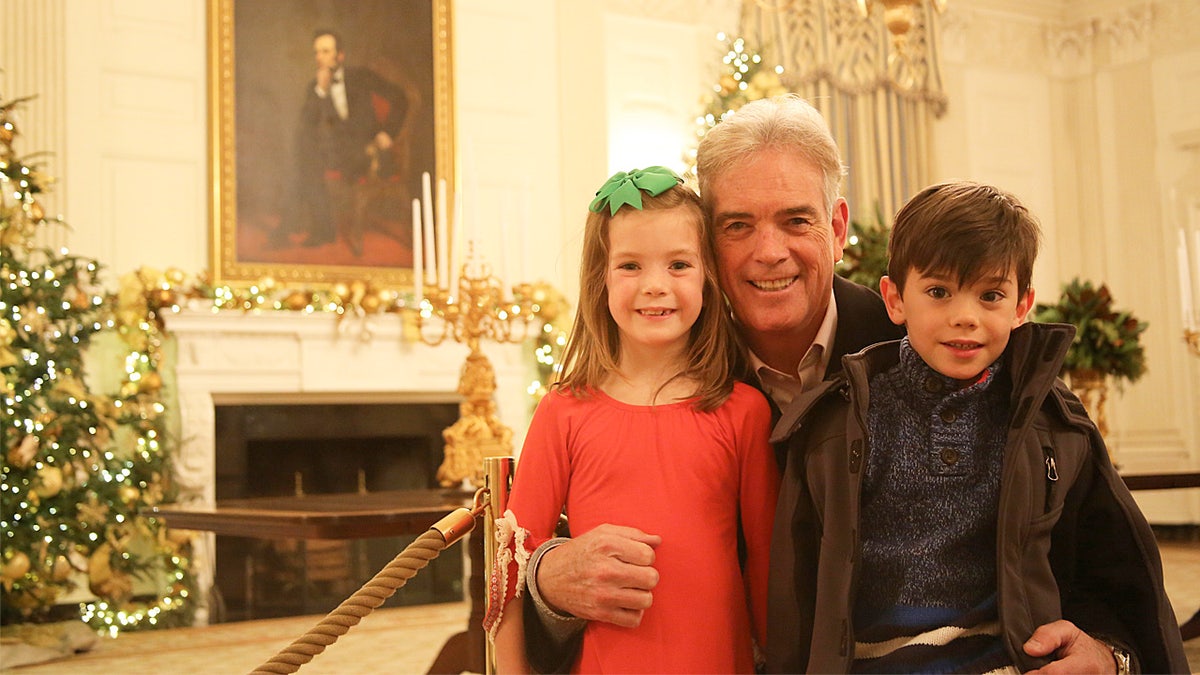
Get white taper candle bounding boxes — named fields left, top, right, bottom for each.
left=412, top=198, right=423, bottom=304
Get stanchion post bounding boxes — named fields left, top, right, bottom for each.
left=482, top=455, right=513, bottom=675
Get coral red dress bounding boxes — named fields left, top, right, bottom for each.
left=485, top=383, right=779, bottom=673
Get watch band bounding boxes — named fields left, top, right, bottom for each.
left=1108, top=642, right=1132, bottom=675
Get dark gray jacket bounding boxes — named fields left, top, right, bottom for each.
left=768, top=322, right=1188, bottom=673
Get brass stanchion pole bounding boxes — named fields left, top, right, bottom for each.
left=483, top=456, right=513, bottom=675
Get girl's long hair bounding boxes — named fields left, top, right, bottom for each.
left=555, top=183, right=741, bottom=411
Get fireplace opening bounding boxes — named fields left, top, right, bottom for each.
left=211, top=401, right=463, bottom=622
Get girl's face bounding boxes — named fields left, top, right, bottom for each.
left=881, top=266, right=1035, bottom=387
left=606, top=206, right=705, bottom=359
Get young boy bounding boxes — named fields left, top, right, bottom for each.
left=768, top=181, right=1187, bottom=673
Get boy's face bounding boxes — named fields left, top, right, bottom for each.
left=880, top=267, right=1035, bottom=387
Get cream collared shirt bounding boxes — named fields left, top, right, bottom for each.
left=747, top=288, right=838, bottom=410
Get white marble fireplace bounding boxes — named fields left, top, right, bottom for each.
left=164, top=309, right=528, bottom=622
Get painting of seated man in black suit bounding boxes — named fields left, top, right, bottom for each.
left=217, top=0, right=448, bottom=284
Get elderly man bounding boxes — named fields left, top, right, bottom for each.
left=518, top=96, right=1180, bottom=673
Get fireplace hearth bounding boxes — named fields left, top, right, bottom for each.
left=211, top=401, right=461, bottom=621
left=164, top=309, right=529, bottom=624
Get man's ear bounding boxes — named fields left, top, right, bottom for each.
left=1013, top=287, right=1036, bottom=326
left=879, top=275, right=906, bottom=326
left=830, top=198, right=849, bottom=263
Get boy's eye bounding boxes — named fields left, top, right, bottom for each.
left=926, top=286, right=949, bottom=299
left=981, top=290, right=1005, bottom=303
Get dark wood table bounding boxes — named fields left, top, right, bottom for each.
left=150, top=489, right=485, bottom=675
left=1121, top=471, right=1200, bottom=641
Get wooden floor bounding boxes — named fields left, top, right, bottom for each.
left=3, top=541, right=1199, bottom=674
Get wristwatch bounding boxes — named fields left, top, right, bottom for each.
left=1108, top=643, right=1132, bottom=675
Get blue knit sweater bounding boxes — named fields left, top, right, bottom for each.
left=852, top=337, right=1013, bottom=674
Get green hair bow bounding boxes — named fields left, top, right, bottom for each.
left=588, top=166, right=683, bottom=216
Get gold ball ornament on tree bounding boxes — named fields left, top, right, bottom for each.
left=27, top=200, right=45, bottom=222
left=138, top=370, right=163, bottom=394
left=35, top=465, right=64, bottom=499
left=3, top=551, right=32, bottom=583
left=0, top=121, right=13, bottom=144
left=118, top=484, right=141, bottom=505
left=51, top=555, right=73, bottom=582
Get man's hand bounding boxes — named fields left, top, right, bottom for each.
left=315, top=67, right=333, bottom=94
left=537, top=524, right=662, bottom=628
left=1022, top=620, right=1117, bottom=674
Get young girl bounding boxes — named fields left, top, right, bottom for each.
left=484, top=167, right=779, bottom=673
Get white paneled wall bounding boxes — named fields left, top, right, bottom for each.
left=62, top=0, right=208, bottom=280
left=2, top=0, right=67, bottom=252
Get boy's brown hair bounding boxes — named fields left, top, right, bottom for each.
left=887, top=181, right=1041, bottom=297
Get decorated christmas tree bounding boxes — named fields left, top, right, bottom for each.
left=685, top=33, right=787, bottom=169
left=1, top=94, right=192, bottom=634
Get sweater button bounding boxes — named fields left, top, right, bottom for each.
left=923, top=377, right=942, bottom=393
left=940, top=447, right=960, bottom=465
left=940, top=409, right=957, bottom=424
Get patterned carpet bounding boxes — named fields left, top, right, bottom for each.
left=2, top=600, right=471, bottom=674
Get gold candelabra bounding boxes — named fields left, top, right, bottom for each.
left=415, top=246, right=543, bottom=488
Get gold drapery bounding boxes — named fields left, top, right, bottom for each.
left=740, top=0, right=947, bottom=224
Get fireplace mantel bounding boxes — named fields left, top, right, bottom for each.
left=163, top=308, right=529, bottom=622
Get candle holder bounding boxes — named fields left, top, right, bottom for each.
left=415, top=244, right=543, bottom=487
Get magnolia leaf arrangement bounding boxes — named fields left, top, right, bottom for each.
left=1033, top=278, right=1148, bottom=386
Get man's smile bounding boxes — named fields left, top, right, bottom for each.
left=749, top=276, right=798, bottom=291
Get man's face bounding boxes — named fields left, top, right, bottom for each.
left=313, top=34, right=343, bottom=71
left=709, top=148, right=848, bottom=360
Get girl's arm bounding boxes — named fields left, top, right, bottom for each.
left=494, top=595, right=532, bottom=674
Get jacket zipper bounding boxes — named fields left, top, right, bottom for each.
left=1042, top=445, right=1059, bottom=513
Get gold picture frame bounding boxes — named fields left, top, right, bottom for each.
left=208, top=0, right=454, bottom=288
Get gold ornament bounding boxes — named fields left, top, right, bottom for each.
left=71, top=287, right=93, bottom=310
left=283, top=290, right=311, bottom=311
left=8, top=434, right=39, bottom=468
left=152, top=287, right=177, bottom=308
left=0, top=319, right=18, bottom=368
left=28, top=201, right=45, bottom=222
left=118, top=485, right=141, bottom=505
left=87, top=544, right=112, bottom=584
left=51, top=555, right=73, bottom=581
left=35, top=466, right=64, bottom=499
left=0, top=123, right=13, bottom=144
left=3, top=551, right=32, bottom=581
left=361, top=292, right=381, bottom=313
left=165, top=267, right=186, bottom=286
left=139, top=371, right=163, bottom=394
